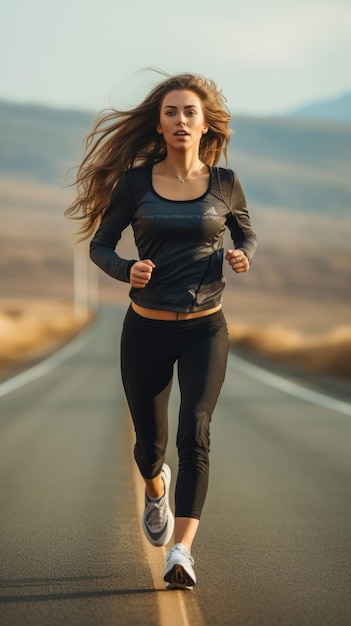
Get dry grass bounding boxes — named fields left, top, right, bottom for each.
left=227, top=319, right=351, bottom=379
left=0, top=298, right=92, bottom=367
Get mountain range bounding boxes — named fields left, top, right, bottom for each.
left=0, top=91, right=350, bottom=217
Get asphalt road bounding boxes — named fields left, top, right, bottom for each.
left=0, top=305, right=350, bottom=626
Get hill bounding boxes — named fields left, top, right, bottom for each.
left=1, top=100, right=351, bottom=215
left=287, top=91, right=351, bottom=123
left=0, top=101, right=93, bottom=184
left=229, top=116, right=351, bottom=215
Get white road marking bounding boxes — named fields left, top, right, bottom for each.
left=0, top=322, right=97, bottom=398
left=228, top=354, right=351, bottom=416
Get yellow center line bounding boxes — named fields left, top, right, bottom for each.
left=129, top=415, right=204, bottom=626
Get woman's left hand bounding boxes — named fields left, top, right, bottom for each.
left=225, top=249, right=250, bottom=273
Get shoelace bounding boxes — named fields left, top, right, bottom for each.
left=145, top=498, right=167, bottom=531
left=166, top=545, right=194, bottom=565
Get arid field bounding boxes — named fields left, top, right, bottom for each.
left=0, top=176, right=350, bottom=380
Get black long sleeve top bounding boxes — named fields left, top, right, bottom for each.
left=90, top=165, right=257, bottom=312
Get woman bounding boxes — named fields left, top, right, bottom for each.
left=65, top=71, right=257, bottom=589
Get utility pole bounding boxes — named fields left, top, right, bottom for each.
left=73, top=243, right=99, bottom=322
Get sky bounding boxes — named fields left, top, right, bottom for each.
left=1, top=0, right=350, bottom=116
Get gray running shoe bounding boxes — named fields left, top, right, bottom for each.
left=164, top=543, right=196, bottom=589
left=142, top=463, right=174, bottom=547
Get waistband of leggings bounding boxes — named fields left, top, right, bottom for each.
left=126, top=303, right=225, bottom=328
left=131, top=301, right=222, bottom=321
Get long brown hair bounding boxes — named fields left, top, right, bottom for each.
left=65, top=71, right=232, bottom=240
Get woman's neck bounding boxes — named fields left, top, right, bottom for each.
left=162, top=152, right=203, bottom=183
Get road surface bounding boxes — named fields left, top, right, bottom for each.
left=0, top=305, right=350, bottom=626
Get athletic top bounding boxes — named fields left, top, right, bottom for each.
left=90, top=164, right=257, bottom=312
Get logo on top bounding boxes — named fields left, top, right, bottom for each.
left=204, top=207, right=218, bottom=216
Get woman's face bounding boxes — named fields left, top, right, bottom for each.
left=157, top=89, right=208, bottom=151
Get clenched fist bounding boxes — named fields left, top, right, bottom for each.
left=130, top=259, right=156, bottom=288
left=225, top=249, right=249, bottom=273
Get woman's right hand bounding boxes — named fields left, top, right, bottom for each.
left=130, top=259, right=156, bottom=288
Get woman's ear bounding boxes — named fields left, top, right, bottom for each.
left=202, top=126, right=209, bottom=134
left=156, top=124, right=163, bottom=134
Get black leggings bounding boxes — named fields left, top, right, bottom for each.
left=120, top=306, right=229, bottom=519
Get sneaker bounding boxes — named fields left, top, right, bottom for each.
left=142, top=463, right=174, bottom=547
left=164, top=543, right=196, bottom=589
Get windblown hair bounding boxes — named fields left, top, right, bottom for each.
left=65, top=71, right=232, bottom=240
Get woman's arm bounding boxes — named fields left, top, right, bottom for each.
left=225, top=172, right=258, bottom=265
left=89, top=174, right=138, bottom=283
